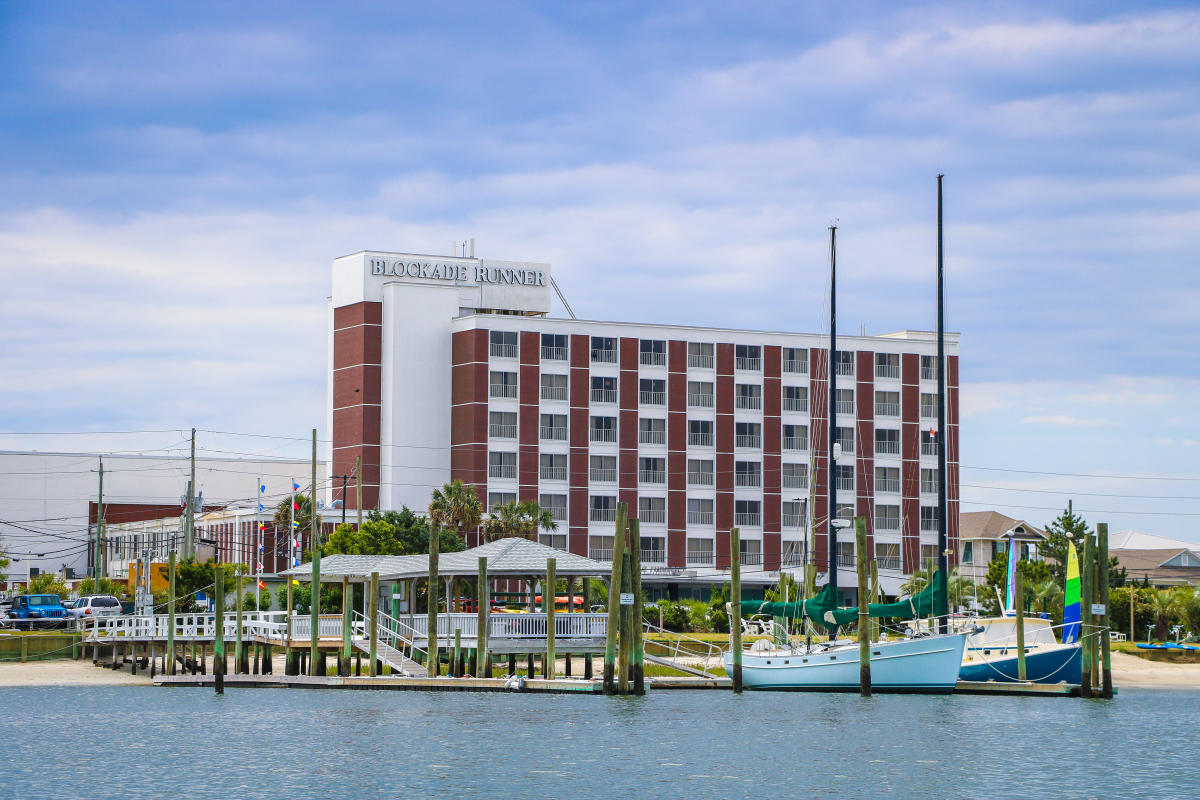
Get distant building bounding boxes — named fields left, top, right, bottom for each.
left=1109, top=530, right=1200, bottom=588
left=957, top=511, right=1046, bottom=586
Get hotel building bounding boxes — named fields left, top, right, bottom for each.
left=328, top=251, right=959, bottom=599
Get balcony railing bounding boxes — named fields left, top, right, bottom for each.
left=640, top=351, right=666, bottom=367
left=541, top=386, right=568, bottom=401
left=876, top=440, right=900, bottom=455
left=876, top=478, right=900, bottom=494
left=740, top=551, right=763, bottom=565
left=875, top=402, right=899, bottom=417
left=920, top=404, right=937, bottom=418
left=783, top=398, right=808, bottom=412
left=836, top=361, right=855, bottom=377
left=921, top=443, right=938, bottom=456
left=688, top=392, right=714, bottom=408
left=590, top=468, right=617, bottom=482
left=735, top=395, right=762, bottom=410
left=687, top=471, right=714, bottom=486
left=589, top=547, right=613, bottom=561
left=876, top=556, right=901, bottom=570
left=921, top=481, right=937, bottom=494
left=921, top=366, right=937, bottom=380
left=836, top=553, right=856, bottom=568
left=541, top=345, right=567, bottom=361
left=876, top=519, right=900, bottom=531
left=639, top=391, right=665, bottom=406
left=875, top=364, right=900, bottom=379
left=592, top=349, right=617, bottom=364
left=590, top=428, right=616, bottom=443
left=921, top=521, right=939, bottom=532
left=490, top=342, right=518, bottom=358
left=540, top=467, right=567, bottom=481
left=688, top=432, right=713, bottom=447
left=782, top=513, right=803, bottom=528
left=540, top=426, right=567, bottom=441
left=781, top=549, right=806, bottom=567
left=591, top=388, right=617, bottom=404
left=836, top=400, right=855, bottom=415
left=735, top=356, right=761, bottom=371
left=735, top=473, right=761, bottom=487
left=489, top=383, right=517, bottom=399
left=488, top=466, right=516, bottom=480
left=688, top=353, right=714, bottom=369
left=639, top=430, right=666, bottom=445
left=735, top=434, right=761, bottom=449
left=783, top=359, right=807, bottom=374
left=639, top=470, right=666, bottom=484
left=783, top=437, right=806, bottom=451
left=837, top=437, right=854, bottom=453
left=641, top=548, right=666, bottom=564
left=735, top=512, right=761, bottom=527
left=687, top=550, right=715, bottom=566
left=639, top=508, right=666, bottom=524
left=590, top=508, right=617, bottom=522
left=687, top=510, right=714, bottom=525
left=782, top=476, right=807, bottom=489
left=489, top=423, right=517, bottom=439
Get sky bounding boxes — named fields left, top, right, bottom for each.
left=0, top=1, right=1198, bottom=541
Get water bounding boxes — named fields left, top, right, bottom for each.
left=2, top=686, right=1194, bottom=798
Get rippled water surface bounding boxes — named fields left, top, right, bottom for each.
left=1, top=685, right=1194, bottom=798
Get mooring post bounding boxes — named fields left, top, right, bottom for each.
left=309, top=546, right=321, bottom=677
left=1080, top=531, right=1094, bottom=697
left=618, top=547, right=633, bottom=695
left=214, top=566, right=225, bottom=694
left=526, top=653, right=535, bottom=678
left=427, top=525, right=440, bottom=677
left=167, top=550, right=177, bottom=675
left=603, top=502, right=628, bottom=694
left=235, top=572, right=244, bottom=674
left=545, top=557, right=556, bottom=679
left=869, top=559, right=880, bottom=643
left=630, top=519, right=645, bottom=695
left=476, top=557, right=489, bottom=677
left=730, top=526, right=742, bottom=694
left=285, top=577, right=296, bottom=676
left=1098, top=522, right=1113, bottom=698
left=340, top=575, right=352, bottom=677
left=368, top=571, right=379, bottom=677
left=453, top=628, right=462, bottom=678
left=1015, top=569, right=1027, bottom=682
left=856, top=517, right=871, bottom=697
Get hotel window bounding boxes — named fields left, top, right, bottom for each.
left=489, top=330, right=518, bottom=359
left=590, top=415, right=617, bottom=443
left=589, top=535, right=614, bottom=561
left=735, top=499, right=761, bottom=527
left=835, top=503, right=855, bottom=523
left=875, top=504, right=900, bottom=531
left=836, top=389, right=854, bottom=416
left=735, top=344, right=761, bottom=371
left=540, top=373, right=568, bottom=401
left=835, top=426, right=854, bottom=454
left=540, top=453, right=567, bottom=482
left=735, top=421, right=761, bottom=449
left=540, top=333, right=567, bottom=361
left=921, top=468, right=938, bottom=494
left=639, top=417, right=666, bottom=445
left=920, top=506, right=939, bottom=532
left=783, top=347, right=808, bottom=374
left=540, top=493, right=568, bottom=523
left=641, top=536, right=666, bottom=563
left=687, top=498, right=714, bottom=525
left=875, top=466, right=900, bottom=494
left=639, top=496, right=666, bottom=524
left=639, top=457, right=666, bottom=484
left=875, top=428, right=899, bottom=456
left=740, top=539, right=762, bottom=565
left=921, top=429, right=938, bottom=456
left=921, top=354, right=937, bottom=381
left=687, top=538, right=715, bottom=565
left=920, top=392, right=938, bottom=419
left=688, top=342, right=714, bottom=369
left=782, top=462, right=808, bottom=489
left=836, top=464, right=854, bottom=492
left=835, top=351, right=855, bottom=377
left=489, top=370, right=517, bottom=399
left=962, top=542, right=974, bottom=564
left=783, top=385, right=808, bottom=413
left=875, top=352, right=900, bottom=379
left=590, top=375, right=617, bottom=404
left=687, top=380, right=714, bottom=407
left=920, top=544, right=938, bottom=563
left=735, top=383, right=762, bottom=410
left=539, top=532, right=567, bottom=551
left=591, top=336, right=617, bottom=364
left=735, top=461, right=761, bottom=488
left=782, top=424, right=807, bottom=451
left=488, top=451, right=517, bottom=480
left=875, top=542, right=901, bottom=570
left=488, top=411, right=517, bottom=439
left=590, top=495, right=617, bottom=522
left=488, top=491, right=516, bottom=511
left=540, top=413, right=567, bottom=441
left=688, top=419, right=713, bottom=447
left=687, top=459, right=714, bottom=486
left=782, top=540, right=805, bottom=566
left=837, top=541, right=856, bottom=567
left=639, top=378, right=666, bottom=406
left=782, top=501, right=803, bottom=528
left=875, top=391, right=899, bottom=418
left=590, top=455, right=617, bottom=482
left=639, top=339, right=666, bottom=367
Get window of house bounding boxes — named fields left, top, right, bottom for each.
left=783, top=385, right=808, bottom=412
left=875, top=504, right=900, bottom=530
left=735, top=421, right=761, bottom=449
left=488, top=451, right=516, bottom=479
left=735, top=383, right=762, bottom=410
left=540, top=333, right=567, bottom=361
left=489, top=330, right=518, bottom=358
left=540, top=373, right=568, bottom=401
left=590, top=455, right=617, bottom=482
left=639, top=496, right=666, bottom=523
left=488, top=411, right=517, bottom=439
left=735, top=344, right=761, bottom=371
left=591, top=336, right=617, bottom=363
left=639, top=378, right=666, bottom=406
left=735, top=461, right=761, bottom=487
left=688, top=419, right=713, bottom=446
left=687, top=459, right=714, bottom=486
left=590, top=375, right=617, bottom=404
left=639, top=339, right=666, bottom=367
left=639, top=417, right=666, bottom=444
left=539, top=453, right=566, bottom=481
left=875, top=428, right=900, bottom=455
left=540, top=413, right=567, bottom=441
left=489, top=370, right=518, bottom=399
left=687, top=380, right=714, bottom=407
left=874, top=391, right=899, bottom=418
left=687, top=342, right=714, bottom=369
left=783, top=347, right=807, bottom=374
left=589, top=495, right=617, bottom=522
left=590, top=415, right=617, bottom=443
left=735, top=499, right=761, bottom=527
left=540, top=494, right=568, bottom=522
left=782, top=462, right=807, bottom=489
left=687, top=498, right=714, bottom=525
left=783, top=424, right=807, bottom=451
left=920, top=506, right=938, bottom=531
left=639, top=457, right=666, bottom=484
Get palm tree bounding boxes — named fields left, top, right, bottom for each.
left=1149, top=588, right=1185, bottom=641
left=1029, top=577, right=1063, bottom=616
left=482, top=500, right=557, bottom=542
left=428, top=480, right=484, bottom=547
left=947, top=568, right=976, bottom=612
left=901, top=567, right=933, bottom=597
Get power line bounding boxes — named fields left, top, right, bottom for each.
left=962, top=483, right=1200, bottom=501
left=963, top=464, right=1200, bottom=482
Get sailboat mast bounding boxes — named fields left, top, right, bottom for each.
left=827, top=225, right=838, bottom=603
left=936, top=174, right=949, bottom=633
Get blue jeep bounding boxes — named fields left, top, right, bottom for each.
left=8, top=594, right=71, bottom=630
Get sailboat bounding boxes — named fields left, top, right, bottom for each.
left=722, top=191, right=969, bottom=692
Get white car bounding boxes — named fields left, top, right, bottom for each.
left=69, top=595, right=124, bottom=619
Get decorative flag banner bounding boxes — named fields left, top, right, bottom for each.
left=258, top=580, right=266, bottom=589
left=258, top=503, right=265, bottom=512
left=293, top=560, right=299, bottom=568
left=292, top=578, right=300, bottom=585
left=292, top=520, right=300, bottom=528
left=293, top=482, right=301, bottom=492
left=1004, top=537, right=1018, bottom=615
left=293, top=538, right=300, bottom=548
left=257, top=562, right=264, bottom=572
left=1062, top=542, right=1082, bottom=644
left=260, top=484, right=267, bottom=493
left=258, top=522, right=266, bottom=531
left=293, top=500, right=300, bottom=512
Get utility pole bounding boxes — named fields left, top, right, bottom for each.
left=184, top=428, right=196, bottom=559
left=95, top=457, right=105, bottom=579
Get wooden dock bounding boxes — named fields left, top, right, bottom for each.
left=954, top=680, right=1088, bottom=697
left=153, top=673, right=604, bottom=693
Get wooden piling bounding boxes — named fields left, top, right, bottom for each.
left=1098, top=522, right=1113, bottom=698
left=214, top=565, right=225, bottom=694
left=235, top=572, right=244, bottom=674
left=508, top=653, right=516, bottom=675
left=1015, top=569, right=1027, bottom=682
left=476, top=557, right=489, bottom=677
left=630, top=519, right=645, bottom=696
left=285, top=577, right=296, bottom=675
left=730, top=526, right=742, bottom=694
left=526, top=653, right=535, bottom=678
left=368, top=571, right=379, bottom=677
left=309, top=547, right=321, bottom=677
left=167, top=550, right=177, bottom=675
left=1080, top=532, right=1094, bottom=698
left=453, top=628, right=462, bottom=678
left=545, top=557, right=556, bottom=679
left=341, top=575, right=352, bottom=677
left=618, top=548, right=633, bottom=695
left=602, top=502, right=628, bottom=694
left=855, top=517, right=871, bottom=697
left=427, top=524, right=440, bottom=677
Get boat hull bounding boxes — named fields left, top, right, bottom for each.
left=959, top=643, right=1081, bottom=684
left=723, top=632, right=969, bottom=693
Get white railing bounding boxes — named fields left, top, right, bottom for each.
left=404, top=612, right=608, bottom=641
left=541, top=346, right=567, bottom=361
left=639, top=391, right=665, bottom=406
left=590, top=467, right=617, bottom=482
left=735, top=434, right=761, bottom=448
left=640, top=351, right=666, bottom=367
left=541, top=386, right=568, bottom=401
left=591, top=388, right=617, bottom=404
left=639, top=508, right=666, bottom=524
left=782, top=437, right=806, bottom=450
left=591, top=349, right=617, bottom=364
left=540, top=466, right=567, bottom=481
left=688, top=432, right=713, bottom=447
left=490, top=343, right=518, bottom=359
left=876, top=440, right=900, bottom=455
left=688, top=393, right=714, bottom=408
left=82, top=611, right=291, bottom=644
left=489, top=423, right=517, bottom=438
left=540, top=426, right=567, bottom=440
left=688, top=353, right=714, bottom=369
left=687, top=471, right=714, bottom=485
left=640, top=429, right=666, bottom=445
left=875, top=402, right=900, bottom=417
left=735, top=395, right=761, bottom=410
left=735, top=356, right=761, bottom=371
left=783, top=398, right=808, bottom=412
left=490, top=383, right=518, bottom=399
left=639, top=470, right=666, bottom=484
left=642, top=620, right=724, bottom=676
left=591, top=428, right=616, bottom=443
left=687, top=550, right=715, bottom=565
left=687, top=510, right=714, bottom=525
left=735, top=473, right=760, bottom=487
left=875, top=363, right=900, bottom=379
left=783, top=359, right=807, bottom=374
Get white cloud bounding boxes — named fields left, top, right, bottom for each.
left=1019, top=414, right=1114, bottom=428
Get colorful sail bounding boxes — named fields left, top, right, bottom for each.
left=1062, top=541, right=1081, bottom=644
left=1004, top=537, right=1018, bottom=615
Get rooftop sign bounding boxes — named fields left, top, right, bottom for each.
left=369, top=256, right=547, bottom=288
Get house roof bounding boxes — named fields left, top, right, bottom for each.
left=1109, top=530, right=1198, bottom=551
left=959, top=511, right=1046, bottom=542
left=280, top=537, right=613, bottom=581
left=1111, top=548, right=1200, bottom=571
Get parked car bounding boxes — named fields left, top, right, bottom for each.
left=7, top=594, right=71, bottom=629
left=69, top=595, right=124, bottom=620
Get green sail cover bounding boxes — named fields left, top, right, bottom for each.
left=742, top=571, right=947, bottom=629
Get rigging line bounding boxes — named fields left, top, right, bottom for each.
left=0, top=429, right=185, bottom=436
left=962, top=483, right=1200, bottom=501
left=962, top=465, right=1200, bottom=482
left=958, top=499, right=1200, bottom=517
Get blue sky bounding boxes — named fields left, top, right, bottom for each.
left=1, top=1, right=1198, bottom=539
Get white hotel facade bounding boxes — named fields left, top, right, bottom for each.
left=328, top=251, right=960, bottom=597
